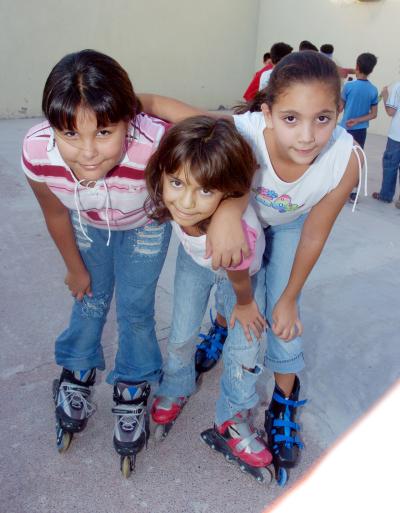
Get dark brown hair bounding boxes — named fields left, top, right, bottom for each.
left=145, top=116, right=257, bottom=227
left=235, top=50, right=341, bottom=114
left=42, top=49, right=142, bottom=130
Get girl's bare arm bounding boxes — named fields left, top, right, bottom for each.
left=272, top=151, right=361, bottom=340
left=28, top=178, right=91, bottom=300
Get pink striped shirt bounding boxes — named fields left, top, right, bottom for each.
left=22, top=114, right=169, bottom=230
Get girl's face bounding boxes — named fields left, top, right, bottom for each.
left=162, top=168, right=225, bottom=229
left=262, top=81, right=338, bottom=166
left=54, top=106, right=128, bottom=182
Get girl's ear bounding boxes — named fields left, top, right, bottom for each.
left=261, top=103, right=273, bottom=128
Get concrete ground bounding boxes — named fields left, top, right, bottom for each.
left=0, top=118, right=399, bottom=513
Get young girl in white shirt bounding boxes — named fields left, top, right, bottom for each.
left=145, top=116, right=272, bottom=481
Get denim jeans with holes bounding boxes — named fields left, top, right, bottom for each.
left=156, top=243, right=266, bottom=427
left=55, top=213, right=171, bottom=385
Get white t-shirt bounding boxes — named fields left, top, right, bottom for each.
left=259, top=69, right=273, bottom=91
left=172, top=205, right=265, bottom=276
left=233, top=111, right=354, bottom=227
left=386, top=82, right=400, bottom=142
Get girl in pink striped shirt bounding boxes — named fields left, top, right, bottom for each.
left=22, top=49, right=171, bottom=476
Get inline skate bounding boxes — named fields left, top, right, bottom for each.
left=151, top=395, right=187, bottom=441
left=112, top=380, right=151, bottom=478
left=264, top=376, right=307, bottom=487
left=195, top=310, right=227, bottom=377
left=52, top=368, right=96, bottom=453
left=201, top=411, right=273, bottom=483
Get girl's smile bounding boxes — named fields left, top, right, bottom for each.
left=54, top=106, right=128, bottom=182
left=162, top=168, right=224, bottom=231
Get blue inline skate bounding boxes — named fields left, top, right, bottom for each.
left=195, top=310, right=228, bottom=377
left=264, top=376, right=307, bottom=487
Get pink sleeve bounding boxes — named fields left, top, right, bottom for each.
left=226, top=220, right=258, bottom=271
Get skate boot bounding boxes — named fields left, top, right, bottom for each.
left=151, top=395, right=187, bottom=442
left=52, top=368, right=96, bottom=453
left=201, top=412, right=273, bottom=484
left=195, top=310, right=227, bottom=377
left=264, top=376, right=307, bottom=487
left=112, top=380, right=151, bottom=478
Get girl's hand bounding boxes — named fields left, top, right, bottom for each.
left=271, top=296, right=303, bottom=342
left=229, top=300, right=267, bottom=343
left=64, top=270, right=92, bottom=302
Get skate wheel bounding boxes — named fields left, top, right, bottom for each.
left=57, top=431, right=72, bottom=454
left=121, top=456, right=133, bottom=478
left=154, top=424, right=166, bottom=443
left=276, top=467, right=288, bottom=487
left=224, top=452, right=234, bottom=463
left=258, top=467, right=273, bottom=485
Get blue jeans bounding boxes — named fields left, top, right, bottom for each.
left=347, top=128, right=367, bottom=149
left=158, top=244, right=266, bottom=426
left=214, top=215, right=306, bottom=423
left=379, top=137, right=400, bottom=202
left=261, top=215, right=306, bottom=374
left=55, top=213, right=171, bottom=385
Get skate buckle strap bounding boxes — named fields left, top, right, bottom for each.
left=60, top=383, right=96, bottom=417
left=197, top=310, right=228, bottom=361
left=272, top=392, right=307, bottom=409
left=235, top=431, right=258, bottom=452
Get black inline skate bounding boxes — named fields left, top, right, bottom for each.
left=112, top=380, right=151, bottom=478
left=52, top=368, right=96, bottom=453
left=201, top=411, right=273, bottom=484
left=264, top=376, right=307, bottom=487
left=195, top=310, right=227, bottom=377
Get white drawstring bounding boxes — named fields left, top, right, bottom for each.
left=351, top=145, right=368, bottom=213
left=73, top=179, right=112, bottom=246
left=103, top=179, right=112, bottom=246
left=74, top=180, right=94, bottom=244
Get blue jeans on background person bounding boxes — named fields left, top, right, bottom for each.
left=346, top=128, right=367, bottom=149
left=379, top=137, right=400, bottom=202
left=157, top=243, right=266, bottom=427
left=55, top=213, right=171, bottom=386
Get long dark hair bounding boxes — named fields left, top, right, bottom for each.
left=42, top=49, right=142, bottom=130
left=145, top=116, right=257, bottom=227
left=235, top=50, right=341, bottom=114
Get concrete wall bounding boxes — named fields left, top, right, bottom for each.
left=0, top=0, right=260, bottom=118
left=255, top=0, right=400, bottom=136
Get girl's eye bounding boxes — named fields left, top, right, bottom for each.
left=200, top=188, right=213, bottom=196
left=97, top=129, right=112, bottom=136
left=317, top=115, right=330, bottom=123
left=284, top=116, right=296, bottom=124
left=63, top=131, right=77, bottom=138
left=170, top=179, right=182, bottom=188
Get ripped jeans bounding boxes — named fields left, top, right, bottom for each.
left=55, top=213, right=171, bottom=385
left=157, top=244, right=265, bottom=426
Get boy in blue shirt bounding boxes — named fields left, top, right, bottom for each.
left=340, top=52, right=378, bottom=201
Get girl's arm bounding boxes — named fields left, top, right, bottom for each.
left=272, top=151, right=360, bottom=341
left=226, top=269, right=266, bottom=343
left=138, top=94, right=232, bottom=123
left=206, top=194, right=250, bottom=269
left=27, top=178, right=92, bottom=301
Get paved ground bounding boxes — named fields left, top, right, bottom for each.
left=0, top=118, right=399, bottom=513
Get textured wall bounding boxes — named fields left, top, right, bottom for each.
left=0, top=0, right=260, bottom=117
